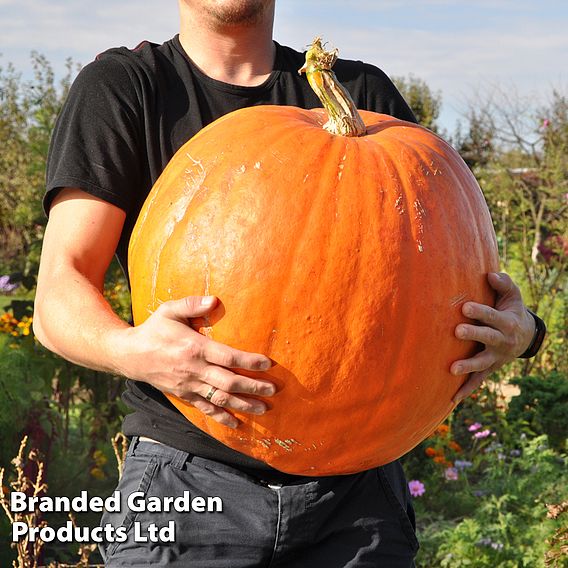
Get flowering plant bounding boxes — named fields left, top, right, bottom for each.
left=0, top=275, right=19, bottom=293
left=403, top=385, right=568, bottom=567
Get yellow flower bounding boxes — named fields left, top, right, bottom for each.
left=90, top=467, right=106, bottom=480
left=93, top=450, right=108, bottom=466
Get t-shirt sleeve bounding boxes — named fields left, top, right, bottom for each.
left=362, top=62, right=418, bottom=124
left=45, top=55, right=144, bottom=215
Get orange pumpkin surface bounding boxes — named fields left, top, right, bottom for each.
left=128, top=103, right=499, bottom=475
left=129, top=40, right=499, bottom=475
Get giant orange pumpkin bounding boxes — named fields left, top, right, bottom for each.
left=129, top=39, right=499, bottom=475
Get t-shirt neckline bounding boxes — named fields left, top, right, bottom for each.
left=171, top=34, right=282, bottom=95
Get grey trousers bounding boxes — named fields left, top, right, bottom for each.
left=99, top=437, right=418, bottom=567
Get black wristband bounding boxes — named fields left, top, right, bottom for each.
left=518, top=310, right=546, bottom=359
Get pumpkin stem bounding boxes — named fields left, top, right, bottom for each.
left=298, top=37, right=366, bottom=137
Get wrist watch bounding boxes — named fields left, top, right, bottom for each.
left=518, top=310, right=546, bottom=359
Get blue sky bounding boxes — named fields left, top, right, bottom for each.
left=1, top=0, right=567, bottom=133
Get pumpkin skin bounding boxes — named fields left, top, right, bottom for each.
left=128, top=105, right=499, bottom=476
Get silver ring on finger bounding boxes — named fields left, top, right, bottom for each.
left=205, top=386, right=218, bottom=402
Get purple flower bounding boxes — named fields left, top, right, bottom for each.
left=0, top=275, right=18, bottom=293
left=468, top=422, right=482, bottom=432
left=510, top=449, right=521, bottom=457
left=454, top=459, right=473, bottom=470
left=408, top=480, right=425, bottom=497
left=474, top=429, right=491, bottom=439
left=444, top=467, right=459, bottom=481
left=542, top=118, right=550, bottom=128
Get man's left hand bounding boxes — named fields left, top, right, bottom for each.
left=451, top=272, right=535, bottom=403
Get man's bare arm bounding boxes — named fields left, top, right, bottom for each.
left=34, top=188, right=275, bottom=428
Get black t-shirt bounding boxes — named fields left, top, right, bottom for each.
left=46, top=35, right=417, bottom=481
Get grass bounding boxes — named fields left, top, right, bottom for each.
left=0, top=293, right=31, bottom=310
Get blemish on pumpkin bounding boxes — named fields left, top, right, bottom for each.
left=267, top=329, right=278, bottom=351
left=429, top=161, right=442, bottom=176
left=271, top=150, right=285, bottom=164
left=238, top=164, right=246, bottom=173
left=149, top=155, right=206, bottom=303
left=413, top=199, right=426, bottom=253
left=413, top=199, right=426, bottom=218
left=303, top=173, right=309, bottom=183
left=183, top=154, right=206, bottom=190
left=259, top=439, right=272, bottom=449
left=274, top=438, right=299, bottom=451
left=394, top=194, right=405, bottom=215
left=254, top=162, right=261, bottom=170
left=450, top=292, right=468, bottom=307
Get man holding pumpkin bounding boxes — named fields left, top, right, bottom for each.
left=34, top=1, right=545, bottom=566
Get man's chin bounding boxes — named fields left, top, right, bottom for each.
left=204, top=0, right=272, bottom=27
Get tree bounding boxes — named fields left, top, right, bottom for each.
left=0, top=53, right=78, bottom=278
left=392, top=74, right=442, bottom=132
left=458, top=88, right=568, bottom=376
left=453, top=110, right=496, bottom=170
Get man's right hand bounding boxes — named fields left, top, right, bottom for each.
left=34, top=188, right=275, bottom=430
left=116, top=295, right=275, bottom=429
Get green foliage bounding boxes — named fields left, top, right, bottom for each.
left=457, top=89, right=568, bottom=382
left=406, top=397, right=568, bottom=568
left=0, top=53, right=78, bottom=277
left=0, top=338, right=49, bottom=459
left=508, top=373, right=568, bottom=451
left=431, top=437, right=567, bottom=568
left=392, top=74, right=442, bottom=132
left=0, top=302, right=59, bottom=463
left=453, top=111, right=496, bottom=169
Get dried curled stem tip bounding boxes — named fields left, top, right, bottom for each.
left=298, top=37, right=338, bottom=72
left=299, top=37, right=366, bottom=137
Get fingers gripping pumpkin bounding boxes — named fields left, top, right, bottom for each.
left=129, top=38, right=499, bottom=475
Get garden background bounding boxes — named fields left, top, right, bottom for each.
left=1, top=5, right=567, bottom=567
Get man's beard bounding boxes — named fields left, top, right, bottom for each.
left=203, top=0, right=272, bottom=27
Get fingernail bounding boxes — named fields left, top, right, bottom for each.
left=457, top=326, right=467, bottom=339
left=453, top=365, right=463, bottom=375
left=262, top=385, right=276, bottom=396
left=463, top=305, right=474, bottom=318
left=252, top=405, right=266, bottom=415
left=254, top=359, right=272, bottom=371
left=201, top=296, right=215, bottom=306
